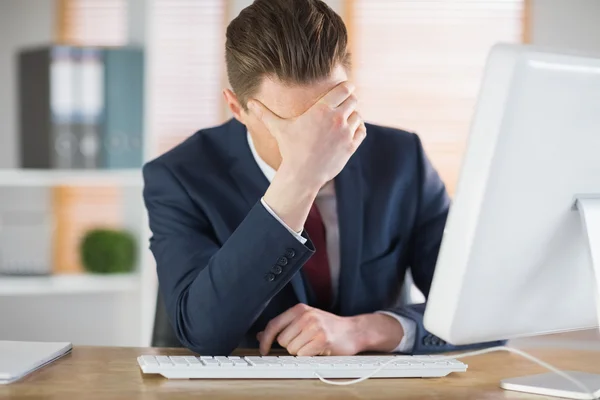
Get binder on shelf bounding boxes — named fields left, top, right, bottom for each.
left=50, top=46, right=78, bottom=169
left=18, top=46, right=144, bottom=170
left=102, top=48, right=145, bottom=169
left=74, top=47, right=103, bottom=169
left=19, top=46, right=73, bottom=169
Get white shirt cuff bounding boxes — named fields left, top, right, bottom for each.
left=261, top=198, right=307, bottom=244
left=376, top=311, right=416, bottom=353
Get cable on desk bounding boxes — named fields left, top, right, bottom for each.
left=314, top=346, right=600, bottom=399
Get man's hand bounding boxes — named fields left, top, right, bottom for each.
left=249, top=82, right=366, bottom=232
left=257, top=304, right=405, bottom=356
left=249, top=81, right=366, bottom=190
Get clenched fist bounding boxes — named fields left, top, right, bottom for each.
left=257, top=304, right=405, bottom=357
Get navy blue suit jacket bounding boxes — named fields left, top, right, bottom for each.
left=143, top=119, right=498, bottom=355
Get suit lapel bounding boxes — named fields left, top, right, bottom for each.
left=226, top=119, right=308, bottom=305
left=335, top=156, right=365, bottom=316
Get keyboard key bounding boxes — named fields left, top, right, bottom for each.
left=201, top=358, right=220, bottom=366
left=184, top=356, right=201, bottom=365
left=156, top=356, right=174, bottom=367
left=141, top=356, right=158, bottom=365
left=310, top=363, right=335, bottom=369
left=170, top=357, right=189, bottom=366
left=232, top=361, right=250, bottom=367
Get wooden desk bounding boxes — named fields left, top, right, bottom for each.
left=1, top=346, right=598, bottom=399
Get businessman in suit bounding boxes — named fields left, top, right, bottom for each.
left=143, top=0, right=498, bottom=356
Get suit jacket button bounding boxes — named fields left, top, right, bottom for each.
left=423, top=336, right=432, bottom=346
left=276, top=257, right=288, bottom=266
left=264, top=273, right=276, bottom=282
left=285, top=249, right=296, bottom=259
left=271, top=265, right=283, bottom=275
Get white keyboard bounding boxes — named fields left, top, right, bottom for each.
left=137, top=355, right=467, bottom=379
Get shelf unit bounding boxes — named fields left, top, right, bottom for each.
left=0, top=168, right=156, bottom=347
left=0, top=274, right=139, bottom=296
left=0, top=169, right=143, bottom=187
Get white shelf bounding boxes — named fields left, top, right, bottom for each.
left=0, top=274, right=140, bottom=296
left=0, top=169, right=143, bottom=187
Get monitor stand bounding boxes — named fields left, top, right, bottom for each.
left=500, top=196, right=600, bottom=400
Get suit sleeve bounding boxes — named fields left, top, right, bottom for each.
left=384, top=133, right=503, bottom=354
left=143, top=160, right=314, bottom=355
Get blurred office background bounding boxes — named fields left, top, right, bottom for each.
left=0, top=0, right=598, bottom=348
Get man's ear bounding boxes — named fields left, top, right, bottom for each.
left=223, top=89, right=246, bottom=122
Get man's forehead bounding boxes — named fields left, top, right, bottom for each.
left=253, top=64, right=349, bottom=119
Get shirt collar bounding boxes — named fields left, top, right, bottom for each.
left=247, top=131, right=277, bottom=183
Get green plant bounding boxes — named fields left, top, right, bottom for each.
left=80, top=229, right=137, bottom=274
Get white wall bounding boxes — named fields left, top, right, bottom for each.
left=530, top=0, right=600, bottom=53
left=0, top=0, right=55, bottom=168
left=128, top=0, right=147, bottom=46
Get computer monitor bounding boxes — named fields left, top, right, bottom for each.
left=423, top=44, right=600, bottom=398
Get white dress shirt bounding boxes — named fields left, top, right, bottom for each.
left=247, top=132, right=416, bottom=353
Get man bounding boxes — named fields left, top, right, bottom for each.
left=143, top=0, right=498, bottom=356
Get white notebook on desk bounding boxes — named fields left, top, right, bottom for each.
left=0, top=341, right=72, bottom=384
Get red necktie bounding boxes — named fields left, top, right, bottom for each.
left=303, top=204, right=332, bottom=309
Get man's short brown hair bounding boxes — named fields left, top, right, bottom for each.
left=226, top=0, right=350, bottom=110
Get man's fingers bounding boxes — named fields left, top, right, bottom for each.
left=319, top=81, right=355, bottom=108
left=347, top=111, right=362, bottom=135
left=286, top=324, right=319, bottom=355
left=337, top=94, right=358, bottom=119
left=248, top=99, right=282, bottom=130
left=276, top=318, right=305, bottom=348
left=295, top=338, right=327, bottom=357
left=352, top=123, right=367, bottom=148
left=259, top=305, right=307, bottom=355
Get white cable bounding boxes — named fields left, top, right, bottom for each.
left=315, top=346, right=600, bottom=399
